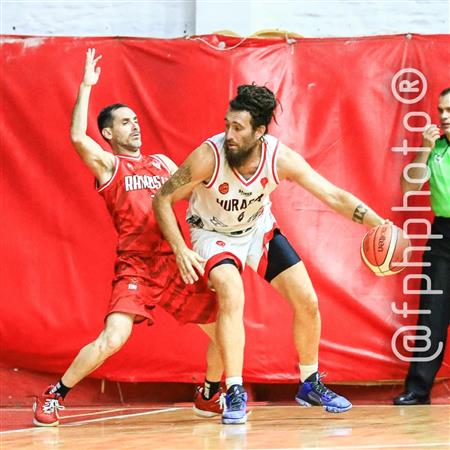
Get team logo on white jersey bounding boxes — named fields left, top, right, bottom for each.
left=219, top=182, right=229, bottom=194
left=260, top=177, right=269, bottom=189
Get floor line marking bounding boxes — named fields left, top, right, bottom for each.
left=0, top=407, right=182, bottom=435
left=0, top=406, right=173, bottom=412
left=257, top=444, right=450, bottom=450
left=60, top=407, right=182, bottom=426
left=59, top=408, right=129, bottom=419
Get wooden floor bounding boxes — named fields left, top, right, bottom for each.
left=1, top=404, right=449, bottom=449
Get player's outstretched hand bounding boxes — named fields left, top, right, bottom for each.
left=174, top=247, right=206, bottom=284
left=82, top=48, right=102, bottom=87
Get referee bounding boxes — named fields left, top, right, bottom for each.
left=394, top=88, right=450, bottom=405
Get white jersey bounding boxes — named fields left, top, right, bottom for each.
left=187, top=132, right=280, bottom=234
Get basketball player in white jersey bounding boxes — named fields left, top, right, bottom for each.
left=153, top=84, right=387, bottom=424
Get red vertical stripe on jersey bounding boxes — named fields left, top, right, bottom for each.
left=204, top=140, right=220, bottom=188
left=271, top=140, right=280, bottom=184
left=256, top=223, right=278, bottom=277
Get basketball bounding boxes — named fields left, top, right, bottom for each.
left=360, top=223, right=411, bottom=276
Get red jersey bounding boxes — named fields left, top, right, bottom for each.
left=98, top=153, right=171, bottom=255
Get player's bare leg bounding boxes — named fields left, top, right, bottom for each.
left=209, top=264, right=245, bottom=379
left=209, top=264, right=247, bottom=424
left=194, top=323, right=226, bottom=417
left=198, top=322, right=224, bottom=381
left=271, top=261, right=352, bottom=413
left=61, top=312, right=134, bottom=387
left=33, top=312, right=134, bottom=426
left=270, top=262, right=320, bottom=367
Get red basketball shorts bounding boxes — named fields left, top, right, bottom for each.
left=107, top=252, right=217, bottom=325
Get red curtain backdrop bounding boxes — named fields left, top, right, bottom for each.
left=1, top=34, right=449, bottom=382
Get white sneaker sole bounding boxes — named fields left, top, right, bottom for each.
left=221, top=414, right=247, bottom=424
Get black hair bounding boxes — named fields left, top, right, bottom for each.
left=439, top=87, right=450, bottom=97
left=97, top=103, right=129, bottom=135
left=229, top=84, right=277, bottom=132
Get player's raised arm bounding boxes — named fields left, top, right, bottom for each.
left=153, top=144, right=215, bottom=284
left=70, top=48, right=114, bottom=183
left=277, top=143, right=385, bottom=228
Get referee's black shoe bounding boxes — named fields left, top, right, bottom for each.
left=393, top=391, right=431, bottom=405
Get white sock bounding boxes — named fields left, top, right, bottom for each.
left=299, top=363, right=318, bottom=382
left=226, top=377, right=243, bottom=390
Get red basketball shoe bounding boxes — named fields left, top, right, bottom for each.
left=32, top=387, right=65, bottom=426
left=193, top=386, right=225, bottom=417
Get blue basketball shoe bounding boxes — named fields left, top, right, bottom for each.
left=295, top=372, right=352, bottom=413
left=222, top=385, right=248, bottom=424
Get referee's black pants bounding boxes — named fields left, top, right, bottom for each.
left=405, top=217, right=450, bottom=397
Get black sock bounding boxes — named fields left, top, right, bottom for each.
left=202, top=380, right=221, bottom=400
left=47, top=380, right=71, bottom=399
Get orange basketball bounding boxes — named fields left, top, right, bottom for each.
left=361, top=224, right=411, bottom=276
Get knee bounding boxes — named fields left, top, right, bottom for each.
left=212, top=278, right=244, bottom=315
left=209, top=267, right=244, bottom=310
left=293, top=292, right=320, bottom=318
left=96, top=330, right=128, bottom=358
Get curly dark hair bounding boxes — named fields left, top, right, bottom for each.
left=229, top=84, right=277, bottom=132
left=439, top=87, right=450, bottom=97
left=97, top=103, right=130, bottom=135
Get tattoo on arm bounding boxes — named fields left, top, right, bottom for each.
left=160, top=164, right=192, bottom=196
left=352, top=203, right=368, bottom=224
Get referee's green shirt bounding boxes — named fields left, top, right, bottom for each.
left=427, top=136, right=450, bottom=217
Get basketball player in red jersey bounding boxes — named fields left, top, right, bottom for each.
left=154, top=84, right=389, bottom=424
left=32, top=49, right=224, bottom=426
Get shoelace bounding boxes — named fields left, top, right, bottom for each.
left=42, top=398, right=65, bottom=414
left=312, top=373, right=337, bottom=399
left=216, top=393, right=226, bottom=410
